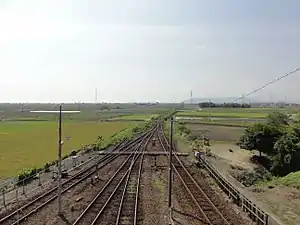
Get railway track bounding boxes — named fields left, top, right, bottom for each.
left=157, top=123, right=231, bottom=225
left=115, top=132, right=148, bottom=225
left=72, top=128, right=154, bottom=225
left=0, top=127, right=156, bottom=225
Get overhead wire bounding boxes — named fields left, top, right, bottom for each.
left=232, top=67, right=300, bottom=103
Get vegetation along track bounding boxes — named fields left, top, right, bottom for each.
left=0, top=126, right=156, bottom=225
left=158, top=123, right=232, bottom=225
left=72, top=128, right=154, bottom=225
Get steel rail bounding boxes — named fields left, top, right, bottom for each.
left=115, top=127, right=154, bottom=225
left=0, top=127, right=155, bottom=225
left=158, top=124, right=231, bottom=225
left=72, top=129, right=154, bottom=225
left=95, top=140, right=148, bottom=225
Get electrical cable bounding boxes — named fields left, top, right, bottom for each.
left=232, top=67, right=300, bottom=103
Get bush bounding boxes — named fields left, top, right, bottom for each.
left=17, top=167, right=39, bottom=185
left=249, top=155, right=272, bottom=170
left=69, top=150, right=78, bottom=157
left=62, top=155, right=69, bottom=160
left=44, top=162, right=50, bottom=172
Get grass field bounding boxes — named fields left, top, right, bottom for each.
left=259, top=171, right=300, bottom=189
left=0, top=121, right=134, bottom=178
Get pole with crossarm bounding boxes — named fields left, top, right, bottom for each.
left=31, top=106, right=80, bottom=215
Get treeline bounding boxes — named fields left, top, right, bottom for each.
left=198, top=102, right=251, bottom=108
left=238, top=112, right=300, bottom=176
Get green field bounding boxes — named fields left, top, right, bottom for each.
left=0, top=121, right=134, bottom=178
left=176, top=107, right=299, bottom=119
left=177, top=111, right=268, bottom=118
left=0, top=103, right=171, bottom=121
left=110, top=114, right=158, bottom=121
left=182, top=120, right=253, bottom=127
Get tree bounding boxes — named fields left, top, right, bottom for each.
left=272, top=132, right=300, bottom=176
left=267, top=112, right=290, bottom=126
left=238, top=123, right=283, bottom=157
left=199, top=102, right=214, bottom=108
left=238, top=110, right=300, bottom=176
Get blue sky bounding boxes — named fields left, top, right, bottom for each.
left=0, top=0, right=300, bottom=103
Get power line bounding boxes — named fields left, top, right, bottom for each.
left=232, top=67, right=300, bottom=103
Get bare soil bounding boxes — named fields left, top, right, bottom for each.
left=210, top=143, right=255, bottom=169
left=186, top=124, right=245, bottom=142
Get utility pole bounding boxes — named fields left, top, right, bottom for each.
left=57, top=105, right=62, bottom=216
left=168, top=116, right=173, bottom=208
left=29, top=106, right=80, bottom=217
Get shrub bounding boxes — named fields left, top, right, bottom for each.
left=69, top=150, right=78, bottom=157
left=17, top=167, right=39, bottom=185
left=44, top=162, right=50, bottom=172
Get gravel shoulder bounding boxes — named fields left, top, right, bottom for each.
left=20, top=155, right=128, bottom=225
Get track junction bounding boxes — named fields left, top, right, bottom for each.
left=0, top=122, right=253, bottom=225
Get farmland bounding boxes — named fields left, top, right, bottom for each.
left=186, top=123, right=245, bottom=143
left=177, top=106, right=299, bottom=144
left=175, top=107, right=300, bottom=128
left=109, top=113, right=158, bottom=121
left=177, top=110, right=267, bottom=118
left=0, top=121, right=136, bottom=178
left=0, top=103, right=173, bottom=178
left=177, top=107, right=299, bottom=118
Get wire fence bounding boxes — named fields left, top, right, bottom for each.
left=198, top=155, right=269, bottom=225
left=0, top=149, right=99, bottom=210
